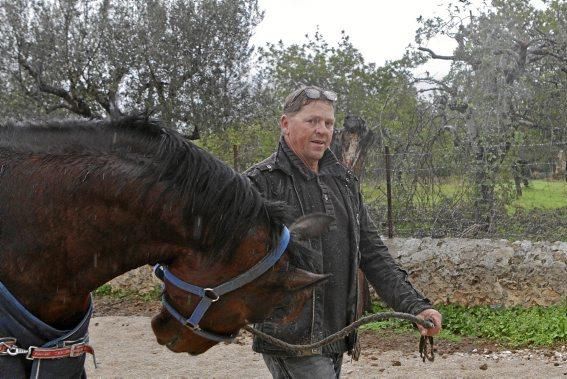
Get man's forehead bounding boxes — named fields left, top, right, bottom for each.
left=298, top=100, right=334, bottom=114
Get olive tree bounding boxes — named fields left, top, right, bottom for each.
left=0, top=0, right=262, bottom=136
left=414, top=0, right=567, bottom=229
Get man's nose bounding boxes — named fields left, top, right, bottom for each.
left=314, top=122, right=328, bottom=134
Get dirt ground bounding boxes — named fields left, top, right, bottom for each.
left=85, top=297, right=566, bottom=378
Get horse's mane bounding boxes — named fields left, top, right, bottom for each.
left=1, top=115, right=294, bottom=263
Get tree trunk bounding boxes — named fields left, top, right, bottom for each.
left=331, top=115, right=376, bottom=179
left=554, top=150, right=566, bottom=181
left=331, top=115, right=375, bottom=314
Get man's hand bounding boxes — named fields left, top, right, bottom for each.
left=416, top=309, right=442, bottom=336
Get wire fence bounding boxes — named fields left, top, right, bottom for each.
left=361, top=142, right=567, bottom=242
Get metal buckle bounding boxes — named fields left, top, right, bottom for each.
left=69, top=344, right=79, bottom=357
left=185, top=320, right=200, bottom=331
left=0, top=338, right=17, bottom=355
left=6, top=346, right=27, bottom=357
left=3, top=344, right=28, bottom=358
left=25, top=346, right=37, bottom=360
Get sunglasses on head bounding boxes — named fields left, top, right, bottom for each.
left=292, top=87, right=338, bottom=103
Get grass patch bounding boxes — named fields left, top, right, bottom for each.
left=363, top=302, right=567, bottom=348
left=511, top=180, right=567, bottom=210
left=363, top=179, right=567, bottom=211
left=93, top=284, right=162, bottom=302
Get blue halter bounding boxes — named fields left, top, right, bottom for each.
left=153, top=226, right=290, bottom=343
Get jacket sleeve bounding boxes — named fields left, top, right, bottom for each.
left=358, top=193, right=432, bottom=315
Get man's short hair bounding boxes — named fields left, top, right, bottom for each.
left=283, top=85, right=337, bottom=115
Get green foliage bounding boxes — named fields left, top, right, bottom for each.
left=363, top=178, right=567, bottom=241
left=440, top=303, right=567, bottom=347
left=93, top=284, right=161, bottom=302
left=364, top=302, right=567, bottom=347
left=197, top=122, right=280, bottom=171
left=412, top=0, right=567, bottom=227
left=93, top=284, right=114, bottom=297
left=253, top=29, right=421, bottom=142
left=0, top=0, right=262, bottom=132
left=494, top=207, right=567, bottom=242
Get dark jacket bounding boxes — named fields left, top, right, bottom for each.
left=245, top=140, right=432, bottom=357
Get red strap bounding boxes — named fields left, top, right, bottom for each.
left=29, top=343, right=95, bottom=359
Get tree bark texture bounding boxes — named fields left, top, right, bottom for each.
left=331, top=115, right=376, bottom=314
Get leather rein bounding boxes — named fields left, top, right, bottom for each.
left=153, top=226, right=290, bottom=343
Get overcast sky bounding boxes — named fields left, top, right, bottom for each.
left=251, top=0, right=460, bottom=78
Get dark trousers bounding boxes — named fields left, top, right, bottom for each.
left=262, top=353, right=343, bottom=379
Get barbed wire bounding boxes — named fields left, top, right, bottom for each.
left=370, top=141, right=567, bottom=158
left=369, top=163, right=563, bottom=174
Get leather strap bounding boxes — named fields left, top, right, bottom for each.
left=0, top=337, right=94, bottom=361
left=28, top=343, right=95, bottom=360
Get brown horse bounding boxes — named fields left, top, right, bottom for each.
left=0, top=116, right=329, bottom=377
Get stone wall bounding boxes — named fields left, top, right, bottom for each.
left=108, top=238, right=567, bottom=307
left=387, top=238, right=566, bottom=307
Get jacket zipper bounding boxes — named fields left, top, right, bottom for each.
left=289, top=175, right=318, bottom=352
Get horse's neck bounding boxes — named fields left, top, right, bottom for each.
left=0, top=200, right=187, bottom=330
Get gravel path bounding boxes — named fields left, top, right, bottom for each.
left=85, top=316, right=566, bottom=378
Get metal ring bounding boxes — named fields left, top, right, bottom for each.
left=203, top=288, right=220, bottom=302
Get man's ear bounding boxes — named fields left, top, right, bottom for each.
left=280, top=114, right=290, bottom=136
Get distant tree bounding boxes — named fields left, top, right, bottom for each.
left=414, top=0, right=567, bottom=229
left=0, top=0, right=262, bottom=136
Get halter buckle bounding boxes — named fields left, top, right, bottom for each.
left=25, top=346, right=37, bottom=360
left=184, top=320, right=200, bottom=331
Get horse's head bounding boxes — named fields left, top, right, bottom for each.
left=151, top=214, right=332, bottom=355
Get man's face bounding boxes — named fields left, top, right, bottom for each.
left=280, top=100, right=335, bottom=172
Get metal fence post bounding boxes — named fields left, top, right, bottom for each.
left=385, top=146, right=394, bottom=238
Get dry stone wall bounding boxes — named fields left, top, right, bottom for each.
left=387, top=238, right=566, bottom=307
left=108, top=238, right=567, bottom=307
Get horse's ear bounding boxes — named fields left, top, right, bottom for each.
left=289, top=213, right=334, bottom=241
left=282, top=268, right=330, bottom=292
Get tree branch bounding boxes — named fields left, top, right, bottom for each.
left=413, top=77, right=456, bottom=95
left=17, top=54, right=93, bottom=118
left=418, top=47, right=456, bottom=60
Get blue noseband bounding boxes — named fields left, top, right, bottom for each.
left=154, top=226, right=290, bottom=343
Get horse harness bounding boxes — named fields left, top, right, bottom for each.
left=153, top=226, right=291, bottom=343
left=0, top=281, right=96, bottom=377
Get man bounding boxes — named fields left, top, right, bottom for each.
left=245, top=85, right=442, bottom=378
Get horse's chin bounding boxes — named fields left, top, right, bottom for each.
left=159, top=332, right=217, bottom=355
